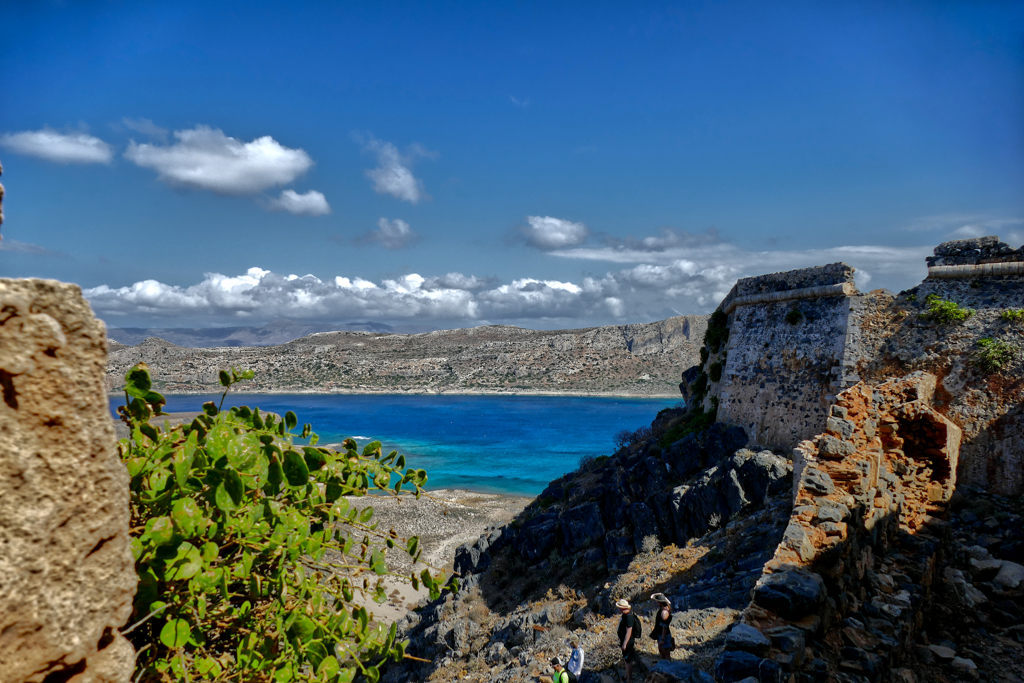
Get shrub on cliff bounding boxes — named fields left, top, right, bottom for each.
left=975, top=338, right=1017, bottom=373
left=117, top=363, right=453, bottom=682
left=919, top=294, right=974, bottom=324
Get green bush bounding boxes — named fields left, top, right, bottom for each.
left=975, top=338, right=1017, bottom=373
left=704, top=309, right=729, bottom=353
left=785, top=309, right=803, bottom=325
left=699, top=347, right=709, bottom=367
left=708, top=361, right=723, bottom=383
left=118, top=363, right=453, bottom=682
left=1001, top=309, right=1024, bottom=323
left=659, top=406, right=717, bottom=448
left=919, top=294, right=974, bottom=324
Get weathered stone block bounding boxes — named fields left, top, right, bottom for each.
left=0, top=279, right=136, bottom=682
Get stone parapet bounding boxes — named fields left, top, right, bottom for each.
left=925, top=235, right=1024, bottom=268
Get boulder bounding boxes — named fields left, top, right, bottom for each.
left=514, top=512, right=560, bottom=560
left=714, top=650, right=783, bottom=683
left=724, top=623, right=771, bottom=656
left=994, top=561, right=1024, bottom=590
left=649, top=659, right=715, bottom=682
left=0, top=279, right=136, bottom=683
left=802, top=467, right=835, bottom=496
left=752, top=569, right=826, bottom=620
left=560, top=502, right=605, bottom=554
left=453, top=541, right=490, bottom=576
left=627, top=501, right=660, bottom=551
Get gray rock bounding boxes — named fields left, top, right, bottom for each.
left=560, top=502, right=606, bottom=554
left=802, top=467, right=835, bottom=496
left=604, top=529, right=635, bottom=556
left=826, top=416, right=855, bottom=440
left=968, top=557, right=1002, bottom=581
left=752, top=568, right=826, bottom=619
left=818, top=435, right=855, bottom=459
left=725, top=623, right=771, bottom=656
left=951, top=656, right=979, bottom=682
left=928, top=644, right=956, bottom=661
left=648, top=660, right=710, bottom=682
left=994, top=561, right=1024, bottom=590
left=714, top=650, right=783, bottom=683
left=816, top=499, right=849, bottom=522
left=627, top=501, right=660, bottom=550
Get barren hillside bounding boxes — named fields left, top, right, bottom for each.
left=106, top=315, right=707, bottom=396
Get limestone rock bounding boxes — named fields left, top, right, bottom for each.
left=752, top=568, right=826, bottom=620
left=724, top=623, right=771, bottom=656
left=0, top=279, right=136, bottom=682
left=994, top=561, right=1024, bottom=590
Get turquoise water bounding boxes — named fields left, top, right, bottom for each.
left=129, top=394, right=680, bottom=496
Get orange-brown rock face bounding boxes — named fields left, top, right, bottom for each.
left=0, top=279, right=136, bottom=683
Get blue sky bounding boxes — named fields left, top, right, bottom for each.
left=2, top=0, right=1022, bottom=330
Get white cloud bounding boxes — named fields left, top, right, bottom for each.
left=523, top=215, right=589, bottom=250
left=121, top=118, right=168, bottom=141
left=363, top=218, right=419, bottom=249
left=358, top=134, right=432, bottom=203
left=509, top=96, right=530, bottom=107
left=0, top=128, right=113, bottom=164
left=904, top=213, right=1023, bottom=242
left=269, top=189, right=331, bottom=216
left=82, top=239, right=942, bottom=327
left=125, top=125, right=313, bottom=194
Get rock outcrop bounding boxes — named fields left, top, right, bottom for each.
left=0, top=279, right=136, bottom=683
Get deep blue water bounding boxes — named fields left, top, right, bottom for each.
left=119, top=394, right=680, bottom=496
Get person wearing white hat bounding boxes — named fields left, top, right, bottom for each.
left=615, top=599, right=639, bottom=683
left=651, top=593, right=675, bottom=659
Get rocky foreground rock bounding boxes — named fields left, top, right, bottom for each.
left=105, top=315, right=706, bottom=396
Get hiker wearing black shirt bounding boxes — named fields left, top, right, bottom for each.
left=615, top=599, right=638, bottom=683
left=651, top=592, right=675, bottom=659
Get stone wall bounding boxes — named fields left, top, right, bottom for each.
left=694, top=235, right=1023, bottom=495
left=0, top=278, right=136, bottom=683
left=715, top=372, right=961, bottom=682
left=708, top=264, right=864, bottom=453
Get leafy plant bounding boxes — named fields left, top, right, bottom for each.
left=785, top=309, right=803, bottom=325
left=975, top=338, right=1017, bottom=373
left=118, top=363, right=454, bottom=682
left=659, top=405, right=717, bottom=448
left=1001, top=309, right=1024, bottom=323
left=704, top=309, right=730, bottom=353
left=708, top=361, right=724, bottom=383
left=614, top=425, right=653, bottom=450
left=919, top=294, right=974, bottom=324
left=699, top=347, right=709, bottom=367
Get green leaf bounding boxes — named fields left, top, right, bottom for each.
left=170, top=498, right=203, bottom=538
left=219, top=370, right=231, bottom=387
left=303, top=446, right=326, bottom=472
left=142, top=516, right=176, bottom=547
left=406, top=536, right=419, bottom=560
left=171, top=435, right=197, bottom=488
left=359, top=506, right=374, bottom=524
left=215, top=468, right=244, bottom=510
left=289, top=615, right=317, bottom=643
left=285, top=411, right=298, bottom=430
left=267, top=454, right=284, bottom=494
left=159, top=618, right=191, bottom=649
left=317, top=656, right=340, bottom=680
left=200, top=541, right=219, bottom=562
left=164, top=542, right=202, bottom=581
left=305, top=640, right=328, bottom=669
left=124, top=363, right=153, bottom=398
left=202, top=401, right=218, bottom=416
left=283, top=450, right=310, bottom=487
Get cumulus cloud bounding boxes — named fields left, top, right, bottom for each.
left=601, top=226, right=723, bottom=252
left=358, top=134, right=433, bottom=203
left=0, top=128, right=113, bottom=164
left=121, top=117, right=168, bottom=141
left=269, top=189, right=331, bottom=216
left=904, top=213, right=1023, bottom=242
left=125, top=125, right=313, bottom=194
left=82, top=236, right=943, bottom=328
left=361, top=218, right=419, bottom=249
left=522, top=215, right=589, bottom=250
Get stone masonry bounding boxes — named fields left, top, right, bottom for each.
left=715, top=372, right=961, bottom=681
left=0, top=278, right=136, bottom=683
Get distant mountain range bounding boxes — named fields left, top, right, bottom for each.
left=106, top=315, right=707, bottom=397
left=107, top=319, right=396, bottom=347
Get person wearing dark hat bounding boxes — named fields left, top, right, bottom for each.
left=615, top=599, right=639, bottom=683
left=651, top=593, right=675, bottom=659
left=551, top=656, right=570, bottom=683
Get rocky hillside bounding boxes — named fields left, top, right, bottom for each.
left=106, top=315, right=706, bottom=396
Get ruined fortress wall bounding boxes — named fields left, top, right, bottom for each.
left=702, top=236, right=1024, bottom=495
left=711, top=264, right=866, bottom=452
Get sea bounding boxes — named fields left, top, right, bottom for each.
left=128, top=394, right=682, bottom=497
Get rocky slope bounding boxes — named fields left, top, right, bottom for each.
left=106, top=315, right=707, bottom=396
